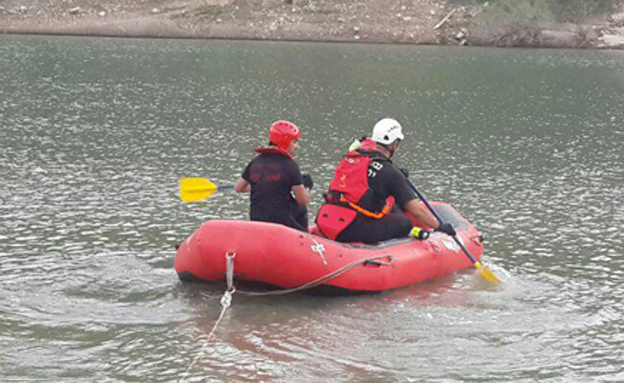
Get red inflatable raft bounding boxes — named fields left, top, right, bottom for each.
left=175, top=202, right=484, bottom=294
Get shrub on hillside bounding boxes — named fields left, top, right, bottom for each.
left=463, top=0, right=621, bottom=46
left=450, top=0, right=620, bottom=21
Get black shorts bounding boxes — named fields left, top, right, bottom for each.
left=252, top=204, right=308, bottom=232
left=336, top=212, right=412, bottom=244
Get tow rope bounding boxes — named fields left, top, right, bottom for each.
left=179, top=251, right=390, bottom=381
left=179, top=252, right=236, bottom=383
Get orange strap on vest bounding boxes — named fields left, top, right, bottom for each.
left=339, top=195, right=393, bottom=219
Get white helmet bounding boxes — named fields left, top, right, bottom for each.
left=371, top=118, right=404, bottom=145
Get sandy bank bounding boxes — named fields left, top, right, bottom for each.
left=1, top=0, right=623, bottom=49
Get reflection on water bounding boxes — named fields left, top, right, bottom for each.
left=0, top=35, right=623, bottom=382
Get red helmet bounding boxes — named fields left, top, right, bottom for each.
left=269, top=120, right=301, bottom=150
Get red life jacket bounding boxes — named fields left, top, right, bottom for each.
left=316, top=139, right=394, bottom=240
left=253, top=146, right=293, bottom=159
left=327, top=139, right=377, bottom=204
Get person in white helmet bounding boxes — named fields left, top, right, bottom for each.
left=315, top=118, right=455, bottom=244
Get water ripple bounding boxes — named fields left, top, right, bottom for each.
left=1, top=36, right=623, bottom=382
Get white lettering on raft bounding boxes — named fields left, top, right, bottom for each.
left=311, top=239, right=328, bottom=265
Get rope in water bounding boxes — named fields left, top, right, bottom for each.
left=179, top=252, right=391, bottom=381
left=236, top=253, right=390, bottom=296
left=179, top=253, right=237, bottom=383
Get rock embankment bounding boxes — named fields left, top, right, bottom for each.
left=0, top=0, right=623, bottom=49
left=600, top=11, right=624, bottom=48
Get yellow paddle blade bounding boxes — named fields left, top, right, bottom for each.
left=474, top=261, right=503, bottom=284
left=180, top=189, right=217, bottom=202
left=179, top=178, right=219, bottom=202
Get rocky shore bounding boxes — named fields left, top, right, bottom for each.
left=1, top=0, right=623, bottom=49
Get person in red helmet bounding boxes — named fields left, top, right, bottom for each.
left=234, top=120, right=313, bottom=231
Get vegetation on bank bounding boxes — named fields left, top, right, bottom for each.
left=450, top=0, right=623, bottom=46
left=453, top=0, right=619, bottom=22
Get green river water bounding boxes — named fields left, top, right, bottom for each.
left=1, top=35, right=623, bottom=382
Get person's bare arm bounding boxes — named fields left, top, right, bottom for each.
left=234, top=177, right=250, bottom=193
left=403, top=199, right=439, bottom=229
left=291, top=184, right=310, bottom=205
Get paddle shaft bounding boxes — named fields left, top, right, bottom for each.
left=406, top=179, right=479, bottom=265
